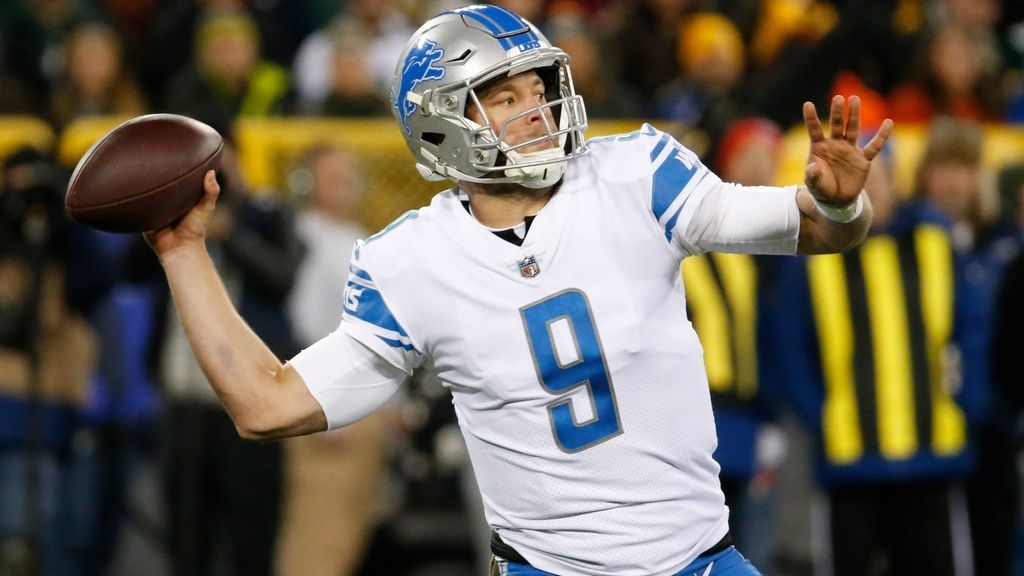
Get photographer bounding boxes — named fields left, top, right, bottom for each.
left=0, top=148, right=97, bottom=575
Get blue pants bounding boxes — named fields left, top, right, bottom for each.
left=502, top=546, right=762, bottom=575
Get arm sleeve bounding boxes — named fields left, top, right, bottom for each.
left=289, top=328, right=407, bottom=430
left=636, top=126, right=800, bottom=257
left=675, top=178, right=801, bottom=256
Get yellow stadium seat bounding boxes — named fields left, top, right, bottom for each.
left=58, top=116, right=133, bottom=168
left=0, top=116, right=55, bottom=159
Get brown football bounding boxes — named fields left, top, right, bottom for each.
left=65, top=114, right=223, bottom=233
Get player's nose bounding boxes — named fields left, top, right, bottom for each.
left=522, top=106, right=548, bottom=135
left=517, top=107, right=539, bottom=126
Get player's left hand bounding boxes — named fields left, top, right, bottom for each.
left=802, top=95, right=893, bottom=205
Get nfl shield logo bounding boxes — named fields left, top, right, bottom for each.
left=518, top=255, right=540, bottom=278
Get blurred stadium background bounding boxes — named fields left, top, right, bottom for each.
left=2, top=0, right=1024, bottom=575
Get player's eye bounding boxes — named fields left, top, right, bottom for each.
left=488, top=93, right=515, bottom=107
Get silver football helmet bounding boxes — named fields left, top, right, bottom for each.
left=390, top=5, right=588, bottom=188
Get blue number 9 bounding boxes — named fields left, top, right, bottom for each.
left=520, top=289, right=623, bottom=452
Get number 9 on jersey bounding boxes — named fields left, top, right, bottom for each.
left=521, top=289, right=623, bottom=453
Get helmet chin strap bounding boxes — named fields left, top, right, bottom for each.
left=504, top=147, right=567, bottom=188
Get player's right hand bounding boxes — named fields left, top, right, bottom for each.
left=144, top=170, right=220, bottom=259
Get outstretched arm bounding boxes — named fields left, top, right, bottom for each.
left=796, top=95, right=893, bottom=254
left=147, top=171, right=327, bottom=440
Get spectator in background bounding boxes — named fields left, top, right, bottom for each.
left=985, top=167, right=1024, bottom=575
left=293, top=23, right=389, bottom=117
left=60, top=171, right=165, bottom=576
left=0, top=45, right=45, bottom=115
left=49, top=21, right=147, bottom=129
left=159, top=144, right=303, bottom=576
left=0, top=0, right=94, bottom=110
left=888, top=86, right=1020, bottom=576
left=747, top=0, right=837, bottom=74
left=912, top=117, right=986, bottom=250
left=611, top=0, right=693, bottom=113
left=994, top=165, right=1024, bottom=241
left=286, top=146, right=369, bottom=346
left=963, top=163, right=1024, bottom=576
left=142, top=0, right=310, bottom=104
left=937, top=0, right=1002, bottom=39
left=0, top=148, right=96, bottom=576
left=772, top=142, right=982, bottom=576
left=546, top=11, right=639, bottom=119
left=936, top=0, right=1005, bottom=96
left=276, top=145, right=389, bottom=576
left=67, top=233, right=162, bottom=576
left=655, top=13, right=748, bottom=151
left=711, top=118, right=783, bottom=187
left=888, top=23, right=1004, bottom=123
left=292, top=0, right=412, bottom=109
left=93, top=0, right=160, bottom=78
left=0, top=2, right=47, bottom=111
left=999, top=0, right=1024, bottom=121
left=748, top=0, right=914, bottom=129
left=164, top=8, right=292, bottom=132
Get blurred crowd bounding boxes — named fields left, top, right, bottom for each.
left=1, top=0, right=1023, bottom=143
left=2, top=0, right=1024, bottom=575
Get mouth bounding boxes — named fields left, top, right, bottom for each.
left=513, top=133, right=559, bottom=154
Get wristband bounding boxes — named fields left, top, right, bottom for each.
left=813, top=191, right=865, bottom=224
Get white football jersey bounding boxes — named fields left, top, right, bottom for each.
left=313, top=125, right=798, bottom=576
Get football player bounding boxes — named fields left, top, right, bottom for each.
left=146, top=5, right=891, bottom=575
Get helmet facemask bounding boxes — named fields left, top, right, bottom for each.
left=456, top=60, right=586, bottom=188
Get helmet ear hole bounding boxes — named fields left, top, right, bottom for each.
left=536, top=66, right=560, bottom=102
left=423, top=132, right=446, bottom=146
left=535, top=65, right=563, bottom=125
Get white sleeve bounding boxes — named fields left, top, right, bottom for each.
left=288, top=329, right=407, bottom=430
left=674, top=174, right=801, bottom=256
left=629, top=125, right=800, bottom=257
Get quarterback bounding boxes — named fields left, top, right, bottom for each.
left=147, top=5, right=891, bottom=576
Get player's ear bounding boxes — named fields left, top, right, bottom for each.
left=466, top=100, right=482, bottom=124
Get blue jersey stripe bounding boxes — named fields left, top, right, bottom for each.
left=348, top=264, right=373, bottom=282
left=344, top=281, right=413, bottom=351
left=661, top=170, right=709, bottom=241
left=651, top=150, right=699, bottom=221
left=376, top=335, right=416, bottom=351
left=649, top=134, right=671, bottom=162
left=663, top=200, right=688, bottom=241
